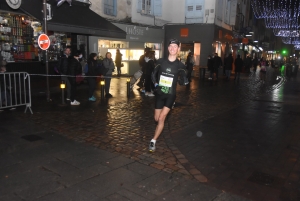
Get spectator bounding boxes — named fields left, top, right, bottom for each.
left=260, top=57, right=267, bottom=82
left=234, top=55, right=243, bottom=81
left=252, top=56, right=259, bottom=72
left=58, top=47, right=71, bottom=101
left=103, top=52, right=115, bottom=98
left=115, top=49, right=123, bottom=77
left=207, top=55, right=213, bottom=80
left=0, top=66, right=15, bottom=110
left=137, top=47, right=151, bottom=91
left=224, top=53, right=233, bottom=80
left=86, top=53, right=98, bottom=101
left=211, top=53, right=223, bottom=80
left=144, top=51, right=155, bottom=97
left=67, top=50, right=82, bottom=105
left=185, top=52, right=194, bottom=82
left=244, top=54, right=252, bottom=73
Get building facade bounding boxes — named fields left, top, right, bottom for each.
left=89, top=0, right=253, bottom=71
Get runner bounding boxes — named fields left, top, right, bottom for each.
left=149, top=38, right=189, bottom=152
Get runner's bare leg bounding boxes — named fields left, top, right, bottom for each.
left=153, top=107, right=170, bottom=140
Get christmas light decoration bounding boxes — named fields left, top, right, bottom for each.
left=282, top=37, right=300, bottom=45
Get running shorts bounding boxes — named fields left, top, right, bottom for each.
left=155, top=94, right=176, bottom=109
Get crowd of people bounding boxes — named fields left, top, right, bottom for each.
left=57, top=48, right=121, bottom=105
left=207, top=53, right=278, bottom=82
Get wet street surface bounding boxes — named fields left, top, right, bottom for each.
left=1, top=66, right=299, bottom=200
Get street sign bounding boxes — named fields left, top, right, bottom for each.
left=38, top=34, right=50, bottom=50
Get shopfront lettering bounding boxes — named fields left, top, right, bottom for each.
left=129, top=36, right=139, bottom=40
left=126, top=27, right=144, bottom=36
left=88, top=30, right=96, bottom=34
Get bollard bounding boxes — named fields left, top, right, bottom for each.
left=127, top=78, right=130, bottom=98
left=60, top=81, right=66, bottom=105
left=100, top=79, right=105, bottom=99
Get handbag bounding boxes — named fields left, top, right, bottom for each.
left=121, top=63, right=124, bottom=67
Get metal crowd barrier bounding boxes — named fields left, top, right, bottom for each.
left=0, top=72, right=33, bottom=114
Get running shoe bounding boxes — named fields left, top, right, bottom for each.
left=149, top=142, right=156, bottom=152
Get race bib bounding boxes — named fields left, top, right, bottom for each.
left=159, top=75, right=173, bottom=87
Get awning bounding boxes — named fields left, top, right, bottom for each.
left=18, top=0, right=126, bottom=39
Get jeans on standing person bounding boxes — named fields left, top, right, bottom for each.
left=225, top=70, right=231, bottom=79
left=1, top=90, right=11, bottom=106
left=88, top=77, right=96, bottom=98
left=69, top=82, right=77, bottom=102
left=116, top=67, right=121, bottom=76
left=104, top=76, right=112, bottom=95
left=61, top=76, right=71, bottom=99
left=234, top=72, right=240, bottom=81
left=144, top=74, right=154, bottom=93
left=210, top=67, right=219, bottom=79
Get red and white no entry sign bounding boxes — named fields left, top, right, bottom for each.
left=38, top=34, right=50, bottom=50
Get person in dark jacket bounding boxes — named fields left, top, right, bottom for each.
left=137, top=47, right=151, bottom=90
left=244, top=54, right=252, bottom=73
left=102, top=52, right=115, bottom=98
left=115, top=49, right=123, bottom=77
left=224, top=53, right=233, bottom=80
left=234, top=55, right=243, bottom=81
left=144, top=51, right=155, bottom=96
left=59, top=47, right=71, bottom=100
left=87, top=53, right=98, bottom=101
left=252, top=56, right=259, bottom=72
left=212, top=53, right=222, bottom=80
left=185, top=52, right=194, bottom=82
left=68, top=50, right=82, bottom=105
left=207, top=55, right=213, bottom=80
left=0, top=66, right=15, bottom=109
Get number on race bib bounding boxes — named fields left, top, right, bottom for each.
left=159, top=75, right=173, bottom=87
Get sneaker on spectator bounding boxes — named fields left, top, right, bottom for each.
left=145, top=92, right=155, bottom=97
left=9, top=107, right=16, bottom=110
left=89, top=96, right=96, bottom=101
left=71, top=100, right=80, bottom=105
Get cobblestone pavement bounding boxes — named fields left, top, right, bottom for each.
left=16, top=66, right=294, bottom=200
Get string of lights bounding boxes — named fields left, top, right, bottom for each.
left=282, top=37, right=300, bottom=45
left=274, top=30, right=300, bottom=37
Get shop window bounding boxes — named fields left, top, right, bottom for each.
left=137, top=0, right=162, bottom=16
left=104, top=0, right=117, bottom=16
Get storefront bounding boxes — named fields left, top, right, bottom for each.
left=164, top=24, right=233, bottom=67
left=89, top=23, right=164, bottom=75
left=1, top=0, right=126, bottom=74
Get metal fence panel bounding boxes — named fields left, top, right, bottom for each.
left=0, top=72, right=32, bottom=114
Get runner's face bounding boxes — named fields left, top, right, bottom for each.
left=168, top=44, right=179, bottom=56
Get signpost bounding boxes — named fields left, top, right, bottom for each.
left=43, top=0, right=50, bottom=102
